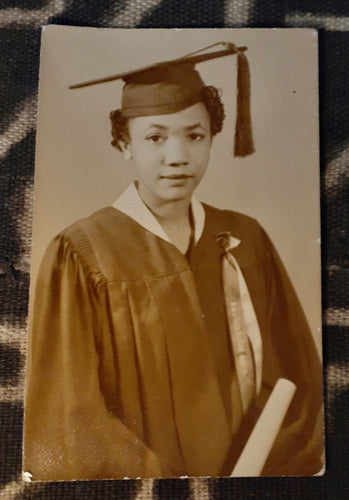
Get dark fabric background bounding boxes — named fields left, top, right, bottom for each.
left=0, top=1, right=348, bottom=498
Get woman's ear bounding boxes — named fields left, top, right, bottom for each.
left=121, top=141, right=132, bottom=160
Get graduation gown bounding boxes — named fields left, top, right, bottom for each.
left=23, top=189, right=323, bottom=480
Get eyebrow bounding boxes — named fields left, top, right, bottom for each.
left=147, top=123, right=207, bottom=131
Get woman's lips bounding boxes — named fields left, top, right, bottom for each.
left=160, top=174, right=192, bottom=179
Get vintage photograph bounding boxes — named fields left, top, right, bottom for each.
left=23, top=27, right=324, bottom=480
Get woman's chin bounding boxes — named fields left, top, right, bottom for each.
left=138, top=180, right=196, bottom=207
left=158, top=186, right=194, bottom=203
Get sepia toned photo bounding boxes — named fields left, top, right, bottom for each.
left=23, top=26, right=324, bottom=481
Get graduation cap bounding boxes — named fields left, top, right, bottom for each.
left=69, top=41, right=254, bottom=157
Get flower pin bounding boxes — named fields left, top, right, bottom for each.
left=215, top=231, right=241, bottom=252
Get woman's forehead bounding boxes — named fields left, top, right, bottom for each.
left=128, top=102, right=210, bottom=131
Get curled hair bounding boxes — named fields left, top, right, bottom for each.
left=109, top=85, right=225, bottom=151
left=199, top=85, right=225, bottom=136
left=110, top=109, right=129, bottom=152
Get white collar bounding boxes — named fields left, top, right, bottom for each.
left=112, top=183, right=205, bottom=247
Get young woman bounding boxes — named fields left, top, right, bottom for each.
left=24, top=43, right=323, bottom=480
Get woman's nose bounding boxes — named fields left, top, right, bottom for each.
left=164, top=138, right=188, bottom=166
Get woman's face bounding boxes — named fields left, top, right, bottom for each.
left=125, top=102, right=212, bottom=207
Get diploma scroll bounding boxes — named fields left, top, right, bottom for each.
left=231, top=378, right=297, bottom=477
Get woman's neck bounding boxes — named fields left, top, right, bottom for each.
left=137, top=183, right=193, bottom=253
left=137, top=183, right=191, bottom=224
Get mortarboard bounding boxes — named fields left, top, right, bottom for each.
left=70, top=41, right=254, bottom=157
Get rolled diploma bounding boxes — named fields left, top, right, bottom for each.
left=231, top=378, right=296, bottom=477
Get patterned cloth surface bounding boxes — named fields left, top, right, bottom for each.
left=0, top=1, right=348, bottom=498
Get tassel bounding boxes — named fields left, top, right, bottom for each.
left=234, top=51, right=255, bottom=157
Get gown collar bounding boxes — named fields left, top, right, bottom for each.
left=112, top=182, right=205, bottom=248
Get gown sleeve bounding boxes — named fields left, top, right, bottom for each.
left=256, top=226, right=324, bottom=476
left=23, top=232, right=165, bottom=481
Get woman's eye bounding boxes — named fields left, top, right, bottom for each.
left=146, top=134, right=164, bottom=143
left=188, top=132, right=205, bottom=141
